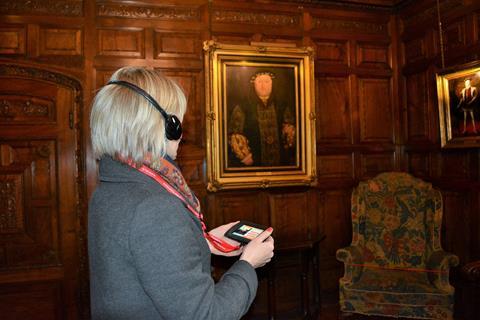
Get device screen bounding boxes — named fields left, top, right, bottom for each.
left=231, top=224, right=264, bottom=241
left=225, top=221, right=268, bottom=243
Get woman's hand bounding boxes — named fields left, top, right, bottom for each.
left=207, top=221, right=244, bottom=257
left=240, top=228, right=274, bottom=268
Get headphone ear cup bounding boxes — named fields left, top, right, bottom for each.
left=165, top=114, right=182, bottom=141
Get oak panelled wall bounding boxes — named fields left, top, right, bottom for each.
left=0, top=0, right=478, bottom=319
left=399, top=2, right=480, bottom=317
left=399, top=0, right=480, bottom=266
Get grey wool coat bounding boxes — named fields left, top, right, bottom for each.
left=88, top=157, right=258, bottom=320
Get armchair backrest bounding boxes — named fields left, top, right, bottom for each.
left=351, top=172, right=443, bottom=269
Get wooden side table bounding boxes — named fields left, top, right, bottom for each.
left=265, top=235, right=326, bottom=320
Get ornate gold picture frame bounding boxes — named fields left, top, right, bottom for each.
left=204, top=41, right=316, bottom=191
left=436, top=61, right=480, bottom=148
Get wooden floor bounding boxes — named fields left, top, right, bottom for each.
left=317, top=304, right=414, bottom=320
left=249, top=291, right=471, bottom=320
left=316, top=303, right=467, bottom=320
left=248, top=303, right=468, bottom=320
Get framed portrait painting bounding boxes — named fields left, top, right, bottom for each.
left=436, top=61, right=480, bottom=148
left=204, top=41, right=316, bottom=191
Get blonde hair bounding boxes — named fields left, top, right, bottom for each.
left=90, top=67, right=186, bottom=166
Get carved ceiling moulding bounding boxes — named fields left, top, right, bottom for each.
left=213, top=10, right=300, bottom=26
left=0, top=178, right=18, bottom=231
left=402, top=0, right=462, bottom=27
left=0, top=0, right=82, bottom=17
left=97, top=3, right=200, bottom=21
left=0, top=97, right=52, bottom=120
left=269, top=0, right=415, bottom=11
left=314, top=18, right=387, bottom=34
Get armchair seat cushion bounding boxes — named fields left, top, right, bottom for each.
left=341, top=268, right=454, bottom=319
left=350, top=268, right=446, bottom=295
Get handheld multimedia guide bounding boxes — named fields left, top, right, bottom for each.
left=224, top=221, right=268, bottom=244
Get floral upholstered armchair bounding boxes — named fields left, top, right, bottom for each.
left=336, top=172, right=459, bottom=319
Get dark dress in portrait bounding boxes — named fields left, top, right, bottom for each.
left=228, top=93, right=295, bottom=168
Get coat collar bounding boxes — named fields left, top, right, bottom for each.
left=98, top=156, right=153, bottom=184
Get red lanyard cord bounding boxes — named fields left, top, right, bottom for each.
left=135, top=164, right=240, bottom=253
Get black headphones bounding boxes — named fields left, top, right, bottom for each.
left=107, top=80, right=183, bottom=141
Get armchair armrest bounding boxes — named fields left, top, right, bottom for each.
left=336, top=246, right=363, bottom=284
left=336, top=245, right=362, bottom=264
left=461, top=260, right=480, bottom=283
left=427, top=250, right=459, bottom=293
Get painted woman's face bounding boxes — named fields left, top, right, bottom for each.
left=253, top=74, right=273, bottom=98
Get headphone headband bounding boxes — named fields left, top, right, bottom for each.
left=107, top=80, right=169, bottom=119
left=107, top=80, right=182, bottom=140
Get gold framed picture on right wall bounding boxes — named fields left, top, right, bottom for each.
left=436, top=61, right=480, bottom=148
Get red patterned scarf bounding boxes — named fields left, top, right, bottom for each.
left=122, top=156, right=239, bottom=253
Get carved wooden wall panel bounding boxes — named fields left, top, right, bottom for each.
left=0, top=141, right=60, bottom=268
left=316, top=190, right=351, bottom=291
left=356, top=42, right=390, bottom=69
left=406, top=152, right=430, bottom=178
left=358, top=77, right=393, bottom=143
left=404, top=37, right=426, bottom=63
left=444, top=18, right=467, bottom=55
left=0, top=173, right=23, bottom=233
left=208, top=193, right=265, bottom=227
left=438, top=153, right=470, bottom=180
left=212, top=9, right=300, bottom=27
left=39, top=28, right=82, bottom=56
left=161, top=70, right=204, bottom=147
left=472, top=191, right=480, bottom=258
left=405, top=71, right=430, bottom=142
left=97, top=2, right=202, bottom=21
left=0, top=0, right=83, bottom=17
left=154, top=31, right=202, bottom=60
left=313, top=40, right=349, bottom=66
left=210, top=34, right=252, bottom=45
left=477, top=11, right=480, bottom=43
left=0, top=22, right=84, bottom=67
left=94, top=69, right=114, bottom=89
left=268, top=192, right=313, bottom=246
left=317, top=154, right=354, bottom=179
left=0, top=95, right=55, bottom=123
left=0, top=66, right=83, bottom=319
left=442, top=191, right=471, bottom=263
left=359, top=152, right=395, bottom=178
left=97, top=28, right=145, bottom=58
left=0, top=27, right=26, bottom=55
left=312, top=17, right=388, bottom=36
left=316, top=76, right=351, bottom=143
left=0, top=282, right=62, bottom=320
left=176, top=156, right=204, bottom=187
left=210, top=1, right=303, bottom=39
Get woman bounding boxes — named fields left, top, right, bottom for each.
left=89, top=66, right=274, bottom=320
